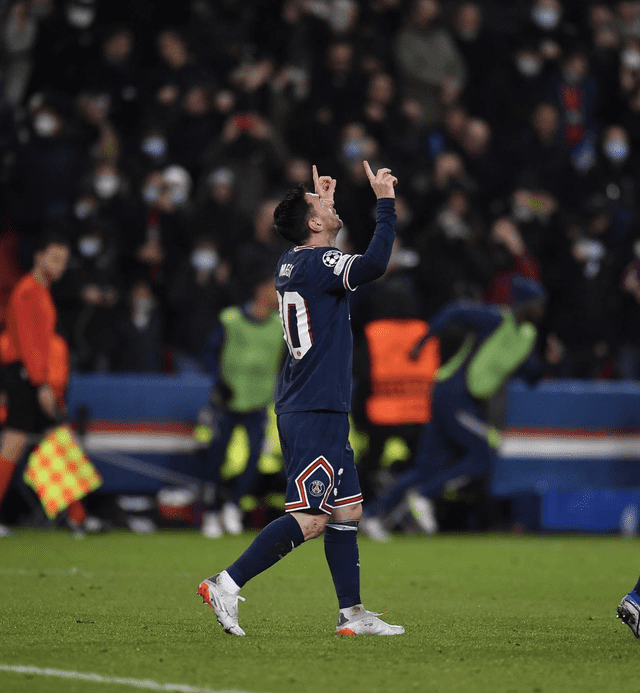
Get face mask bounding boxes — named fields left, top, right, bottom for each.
left=516, top=56, right=542, bottom=77
left=78, top=236, right=102, bottom=257
left=141, top=137, right=167, bottom=159
left=532, top=7, right=560, bottom=30
left=191, top=249, right=219, bottom=272
left=457, top=28, right=479, bottom=41
left=562, top=68, right=581, bottom=85
left=142, top=183, right=160, bottom=205
left=74, top=201, right=95, bottom=219
left=603, top=138, right=629, bottom=162
left=169, top=186, right=188, bottom=206
left=571, top=140, right=596, bottom=172
left=342, top=137, right=366, bottom=160
left=621, top=48, right=640, bottom=71
left=94, top=173, right=120, bottom=199
left=133, top=297, right=154, bottom=313
left=66, top=7, right=95, bottom=29
left=33, top=112, right=58, bottom=137
left=512, top=202, right=535, bottom=223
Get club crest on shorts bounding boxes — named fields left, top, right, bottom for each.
left=309, top=479, right=326, bottom=497
left=322, top=249, right=342, bottom=268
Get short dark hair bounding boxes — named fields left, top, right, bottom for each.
left=34, top=228, right=70, bottom=255
left=273, top=184, right=312, bottom=245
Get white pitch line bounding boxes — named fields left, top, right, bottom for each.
left=0, top=665, right=256, bottom=693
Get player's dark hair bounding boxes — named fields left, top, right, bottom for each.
left=273, top=184, right=312, bottom=245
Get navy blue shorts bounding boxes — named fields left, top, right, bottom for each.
left=277, top=411, right=362, bottom=515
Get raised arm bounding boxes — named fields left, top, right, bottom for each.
left=344, top=161, right=398, bottom=288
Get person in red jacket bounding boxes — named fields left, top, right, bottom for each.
left=0, top=232, right=89, bottom=536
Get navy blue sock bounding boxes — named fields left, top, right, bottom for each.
left=633, top=576, right=640, bottom=594
left=227, top=513, right=304, bottom=588
left=324, top=522, right=361, bottom=609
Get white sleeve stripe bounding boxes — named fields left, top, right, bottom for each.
left=333, top=253, right=352, bottom=276
left=343, top=254, right=359, bottom=291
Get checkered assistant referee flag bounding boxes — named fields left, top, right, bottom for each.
left=23, top=426, right=102, bottom=519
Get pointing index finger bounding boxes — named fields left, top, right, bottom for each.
left=363, top=160, right=375, bottom=182
left=312, top=164, right=319, bottom=190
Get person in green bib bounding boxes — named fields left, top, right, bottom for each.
left=361, top=277, right=546, bottom=540
left=199, top=269, right=286, bottom=537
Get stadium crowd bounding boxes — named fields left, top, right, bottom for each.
left=1, top=0, right=640, bottom=381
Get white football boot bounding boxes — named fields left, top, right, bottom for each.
left=617, top=590, right=640, bottom=638
left=336, top=605, right=404, bottom=635
left=197, top=573, right=246, bottom=636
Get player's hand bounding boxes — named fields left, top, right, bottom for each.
left=312, top=164, right=336, bottom=204
left=37, top=383, right=58, bottom=418
left=363, top=160, right=397, bottom=199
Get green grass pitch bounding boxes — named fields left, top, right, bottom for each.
left=0, top=529, right=637, bottom=693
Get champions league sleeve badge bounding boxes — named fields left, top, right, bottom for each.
left=322, top=249, right=342, bottom=268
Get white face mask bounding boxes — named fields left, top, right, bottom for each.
left=169, top=185, right=189, bottom=206
left=516, top=56, right=542, bottom=77
left=94, top=173, right=120, bottom=199
left=191, top=248, right=219, bottom=272
left=621, top=48, right=640, bottom=71
left=66, top=6, right=95, bottom=29
left=33, top=112, right=58, bottom=137
left=78, top=236, right=102, bottom=257
left=603, top=138, right=630, bottom=162
left=532, top=6, right=560, bottom=30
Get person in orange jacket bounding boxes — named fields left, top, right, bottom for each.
left=0, top=232, right=91, bottom=536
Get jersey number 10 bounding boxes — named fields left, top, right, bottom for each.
left=277, top=290, right=313, bottom=360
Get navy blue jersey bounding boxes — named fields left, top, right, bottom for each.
left=275, top=198, right=396, bottom=413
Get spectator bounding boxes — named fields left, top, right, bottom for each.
left=166, top=235, right=232, bottom=373
left=110, top=278, right=164, bottom=372
left=485, top=216, right=541, bottom=305
left=9, top=95, right=84, bottom=266
left=393, top=0, right=467, bottom=127
left=618, top=253, right=640, bottom=378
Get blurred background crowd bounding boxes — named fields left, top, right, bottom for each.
left=1, top=0, right=640, bottom=380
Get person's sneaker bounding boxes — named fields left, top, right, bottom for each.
left=0, top=523, right=13, bottom=538
left=335, top=605, right=404, bottom=635
left=407, top=490, right=438, bottom=534
left=197, top=574, right=245, bottom=636
left=201, top=511, right=223, bottom=538
left=360, top=516, right=391, bottom=542
left=617, top=590, right=640, bottom=638
left=221, top=502, right=243, bottom=535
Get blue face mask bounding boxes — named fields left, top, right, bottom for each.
left=142, top=183, right=160, bottom=205
left=342, top=138, right=366, bottom=160
left=141, top=137, right=167, bottom=159
left=603, top=138, right=629, bottom=162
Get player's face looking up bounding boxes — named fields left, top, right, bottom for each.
left=305, top=192, right=343, bottom=238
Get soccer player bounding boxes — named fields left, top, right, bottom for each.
left=617, top=583, right=640, bottom=638
left=197, top=161, right=404, bottom=636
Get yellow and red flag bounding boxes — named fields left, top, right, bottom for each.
left=23, top=427, right=102, bottom=519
